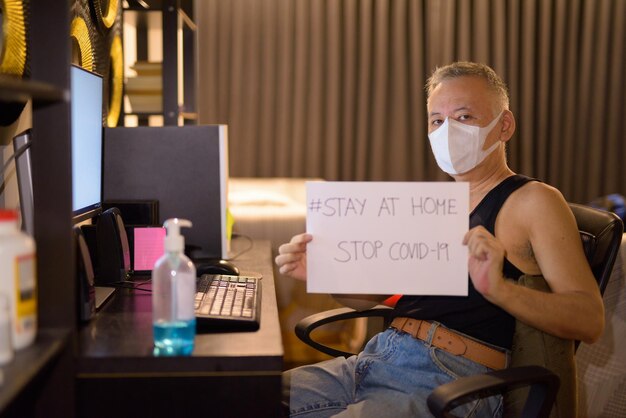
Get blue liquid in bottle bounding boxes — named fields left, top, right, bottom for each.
left=153, top=319, right=196, bottom=356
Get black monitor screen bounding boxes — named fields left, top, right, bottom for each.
left=71, top=65, right=103, bottom=222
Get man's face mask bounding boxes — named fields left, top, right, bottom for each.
left=428, top=111, right=503, bottom=175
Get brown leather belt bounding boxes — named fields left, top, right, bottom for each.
left=390, top=317, right=507, bottom=370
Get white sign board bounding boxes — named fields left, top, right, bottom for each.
left=306, top=181, right=469, bottom=295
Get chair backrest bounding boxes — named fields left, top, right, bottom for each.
left=504, top=204, right=623, bottom=418
left=568, top=203, right=623, bottom=295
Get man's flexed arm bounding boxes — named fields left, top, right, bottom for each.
left=464, top=184, right=604, bottom=344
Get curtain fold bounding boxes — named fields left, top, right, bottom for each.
left=197, top=0, right=625, bottom=203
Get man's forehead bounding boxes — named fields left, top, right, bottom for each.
left=432, top=76, right=489, bottom=95
left=427, top=91, right=483, bottom=111
left=427, top=77, right=493, bottom=109
left=428, top=105, right=473, bottom=116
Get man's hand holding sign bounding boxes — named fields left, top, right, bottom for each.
left=305, top=181, right=469, bottom=295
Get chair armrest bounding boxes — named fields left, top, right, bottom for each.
left=427, top=365, right=560, bottom=418
left=295, top=305, right=394, bottom=358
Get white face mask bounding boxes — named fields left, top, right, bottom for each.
left=428, top=111, right=503, bottom=175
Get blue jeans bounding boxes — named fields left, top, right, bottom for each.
left=282, top=324, right=507, bottom=417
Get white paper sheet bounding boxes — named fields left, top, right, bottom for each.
left=306, top=181, right=469, bottom=295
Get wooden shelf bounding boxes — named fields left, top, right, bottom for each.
left=122, top=0, right=195, bottom=126
left=1, top=1, right=80, bottom=416
left=180, top=111, right=197, bottom=120
left=0, top=329, right=69, bottom=413
left=124, top=111, right=163, bottom=116
left=0, top=75, right=68, bottom=105
left=124, top=111, right=196, bottom=119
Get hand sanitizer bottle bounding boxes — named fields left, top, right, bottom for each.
left=152, top=218, right=196, bottom=356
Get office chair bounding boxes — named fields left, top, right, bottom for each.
left=295, top=203, right=623, bottom=418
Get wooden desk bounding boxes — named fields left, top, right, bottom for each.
left=76, top=240, right=283, bottom=418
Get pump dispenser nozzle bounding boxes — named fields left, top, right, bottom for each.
left=163, top=218, right=192, bottom=253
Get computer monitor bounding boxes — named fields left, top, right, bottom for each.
left=71, top=65, right=104, bottom=223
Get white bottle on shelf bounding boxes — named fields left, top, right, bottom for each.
left=152, top=218, right=196, bottom=356
left=0, top=210, right=37, bottom=350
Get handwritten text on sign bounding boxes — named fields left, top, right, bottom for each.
left=306, top=182, right=469, bottom=295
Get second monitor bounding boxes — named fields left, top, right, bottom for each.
left=102, top=125, right=230, bottom=260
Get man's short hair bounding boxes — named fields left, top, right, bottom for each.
left=425, top=62, right=510, bottom=110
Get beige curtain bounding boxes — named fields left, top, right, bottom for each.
left=196, top=0, right=626, bottom=203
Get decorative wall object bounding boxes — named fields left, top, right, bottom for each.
left=70, top=0, right=96, bottom=73
left=69, top=0, right=122, bottom=127
left=0, top=0, right=29, bottom=126
left=105, top=1, right=123, bottom=127
left=107, top=33, right=123, bottom=127
left=89, top=0, right=118, bottom=31
left=69, top=15, right=95, bottom=71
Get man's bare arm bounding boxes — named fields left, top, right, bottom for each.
left=468, top=183, right=604, bottom=343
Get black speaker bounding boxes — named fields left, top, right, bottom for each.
left=80, top=223, right=98, bottom=272
left=74, top=226, right=96, bottom=323
left=95, top=207, right=130, bottom=284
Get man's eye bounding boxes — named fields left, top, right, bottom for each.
left=431, top=119, right=443, bottom=126
left=458, top=114, right=472, bottom=121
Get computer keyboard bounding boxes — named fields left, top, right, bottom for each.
left=194, top=274, right=261, bottom=331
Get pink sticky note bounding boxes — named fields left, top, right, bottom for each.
left=133, top=227, right=166, bottom=271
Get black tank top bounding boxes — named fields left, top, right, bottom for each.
left=392, top=175, right=536, bottom=349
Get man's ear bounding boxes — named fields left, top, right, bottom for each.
left=500, top=110, right=516, bottom=143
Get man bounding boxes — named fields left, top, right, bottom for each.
left=275, top=62, right=604, bottom=417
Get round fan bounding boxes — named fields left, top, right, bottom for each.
left=70, top=15, right=95, bottom=71
left=89, top=0, right=118, bottom=32
left=0, top=0, right=27, bottom=75
left=107, top=33, right=123, bottom=127
left=0, top=0, right=30, bottom=126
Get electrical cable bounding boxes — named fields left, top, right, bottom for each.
left=227, top=233, right=254, bottom=261
left=107, top=277, right=152, bottom=292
